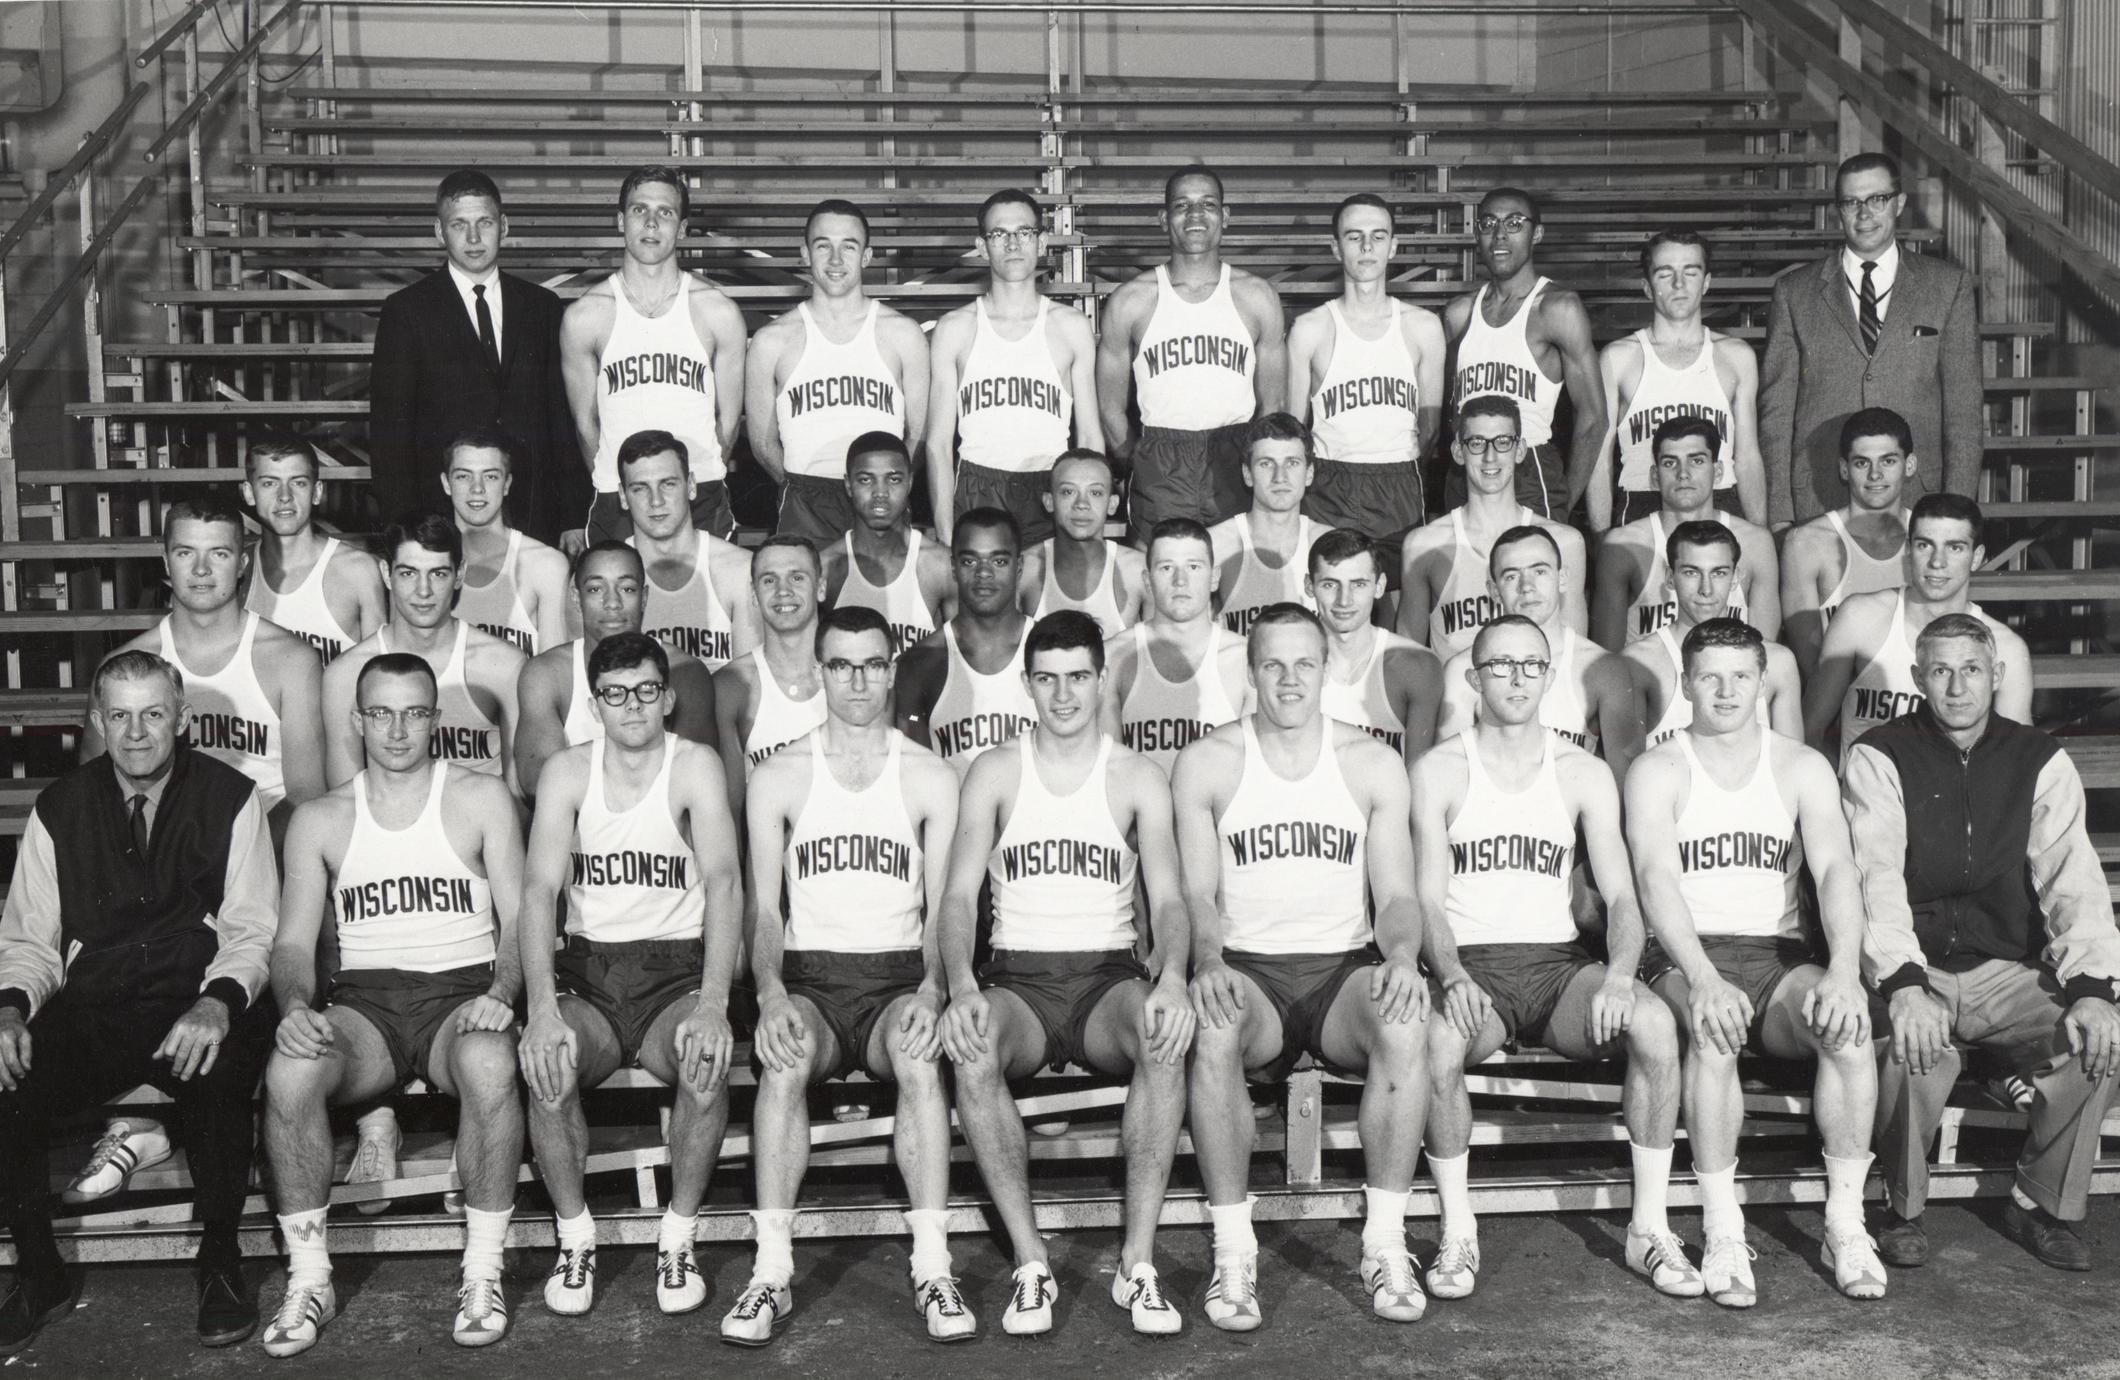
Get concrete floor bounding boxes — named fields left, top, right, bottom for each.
left=9, top=1203, right=2120, bottom=1379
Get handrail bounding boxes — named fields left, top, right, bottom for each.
left=318, top=0, right=1737, bottom=11
left=133, top=0, right=222, bottom=69
left=0, top=80, right=150, bottom=264
left=0, top=178, right=160, bottom=391
left=145, top=0, right=303, bottom=164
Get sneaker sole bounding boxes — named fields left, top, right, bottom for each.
left=927, top=1325, right=979, bottom=1344
left=261, top=1336, right=321, bottom=1359
left=1426, top=1277, right=1476, bottom=1301
left=719, top=1317, right=787, bottom=1348
left=1207, top=1312, right=1262, bottom=1333
left=1001, top=1316, right=1054, bottom=1337
left=660, top=1296, right=709, bottom=1317
left=453, top=1329, right=508, bottom=1348
left=1708, top=1287, right=1757, bottom=1309
left=1820, top=1243, right=1887, bottom=1301
left=543, top=1292, right=594, bottom=1317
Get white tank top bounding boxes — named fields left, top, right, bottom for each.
left=1444, top=734, right=1575, bottom=946
left=1646, top=626, right=1770, bottom=746
left=1840, top=593, right=2004, bottom=760
left=1217, top=719, right=1369, bottom=954
left=775, top=301, right=905, bottom=479
left=1132, top=265, right=1256, bottom=430
left=1625, top=511, right=1751, bottom=643
left=635, top=539, right=739, bottom=672
left=929, top=623, right=1036, bottom=773
left=744, top=648, right=829, bottom=767
left=1453, top=279, right=1562, bottom=450
left=988, top=736, right=1138, bottom=953
left=379, top=623, right=502, bottom=779
left=956, top=298, right=1071, bottom=472
left=1322, top=632, right=1407, bottom=754
left=782, top=732, right=925, bottom=954
left=1820, top=509, right=1909, bottom=622
left=1672, top=724, right=1801, bottom=939
left=1220, top=516, right=1320, bottom=635
left=246, top=536, right=358, bottom=665
left=1119, top=623, right=1242, bottom=774
left=1310, top=300, right=1420, bottom=465
left=1540, top=627, right=1595, bottom=751
left=836, top=530, right=938, bottom=650
left=1426, top=507, right=1522, bottom=659
left=157, top=613, right=286, bottom=812
left=1614, top=329, right=1736, bottom=492
left=563, top=639, right=604, bottom=747
left=566, top=734, right=703, bottom=944
left=590, top=274, right=722, bottom=492
left=334, top=768, right=496, bottom=972
left=1033, top=542, right=1128, bottom=637
left=455, top=530, right=540, bottom=653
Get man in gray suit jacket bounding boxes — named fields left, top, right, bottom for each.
left=1760, top=153, right=1982, bottom=530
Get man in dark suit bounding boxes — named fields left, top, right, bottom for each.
left=1760, top=153, right=1982, bottom=530
left=369, top=170, right=584, bottom=545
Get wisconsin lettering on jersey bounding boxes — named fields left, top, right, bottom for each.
left=572, top=849, right=691, bottom=889
left=932, top=711, right=1035, bottom=758
left=649, top=623, right=732, bottom=664
left=1551, top=726, right=1591, bottom=748
left=1124, top=717, right=1212, bottom=756
left=1142, top=334, right=1250, bottom=379
left=1439, top=594, right=1501, bottom=640
left=1318, top=375, right=1416, bottom=420
left=959, top=376, right=1066, bottom=419
left=429, top=725, right=497, bottom=764
left=1634, top=598, right=1679, bottom=640
left=791, top=833, right=912, bottom=882
left=291, top=630, right=345, bottom=664
left=337, top=875, right=478, bottom=922
left=477, top=622, right=534, bottom=653
left=1348, top=722, right=1405, bottom=753
left=1223, top=605, right=1274, bottom=635
left=1626, top=401, right=1731, bottom=450
left=189, top=710, right=270, bottom=756
left=786, top=374, right=897, bottom=417
left=1455, top=360, right=1539, bottom=402
left=603, top=352, right=713, bottom=395
left=1225, top=820, right=1361, bottom=867
left=747, top=735, right=805, bottom=768
left=1451, top=833, right=1572, bottom=878
left=1853, top=687, right=1925, bottom=725
left=1678, top=831, right=1794, bottom=874
left=998, top=838, right=1125, bottom=883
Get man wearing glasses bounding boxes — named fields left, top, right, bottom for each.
left=1760, top=152, right=1981, bottom=529
left=927, top=189, right=1101, bottom=544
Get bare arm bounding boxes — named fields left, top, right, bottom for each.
left=925, top=312, right=970, bottom=543
left=526, top=550, right=574, bottom=653
left=276, top=644, right=327, bottom=811
left=1778, top=524, right=1834, bottom=684
left=1061, top=309, right=1105, bottom=453
left=1723, top=340, right=1768, bottom=526
left=1128, top=760, right=1191, bottom=983
left=1995, top=627, right=2034, bottom=724
left=1573, top=758, right=1646, bottom=971
left=1283, top=310, right=1321, bottom=420
left=513, top=655, right=571, bottom=796
left=320, top=655, right=365, bottom=788
left=1555, top=527, right=1590, bottom=638
left=1740, top=526, right=1783, bottom=640
left=1095, top=283, right=1146, bottom=460
left=1410, top=306, right=1447, bottom=463
left=516, top=759, right=583, bottom=1016
left=743, top=322, right=789, bottom=484
left=885, top=313, right=931, bottom=455
left=667, top=657, right=720, bottom=749
left=559, top=297, right=607, bottom=473
left=1588, top=339, right=1628, bottom=534
left=938, top=760, right=1004, bottom=999
left=701, top=289, right=748, bottom=458
left=1548, top=293, right=1607, bottom=513
left=682, top=748, right=746, bottom=1011
left=1243, top=279, right=1289, bottom=421
left=1410, top=752, right=1467, bottom=982
left=1395, top=537, right=1439, bottom=643
left=473, top=776, right=527, bottom=1004
left=1765, top=649, right=1803, bottom=738
left=1590, top=529, right=1641, bottom=652
left=269, top=803, right=333, bottom=1018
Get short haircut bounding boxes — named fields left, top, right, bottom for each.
left=1164, top=164, right=1224, bottom=205
left=1666, top=518, right=1739, bottom=570
left=246, top=433, right=318, bottom=477
left=587, top=630, right=669, bottom=688
left=751, top=532, right=822, bottom=573
left=1652, top=414, right=1724, bottom=460
left=1245, top=602, right=1327, bottom=662
left=1244, top=411, right=1313, bottom=460
left=93, top=649, right=182, bottom=708
left=805, top=197, right=870, bottom=242
left=1333, top=192, right=1394, bottom=236
left=436, top=169, right=502, bottom=215
left=443, top=425, right=518, bottom=472
left=619, top=165, right=689, bottom=222
left=1835, top=151, right=1901, bottom=195
left=816, top=603, right=897, bottom=660
left=574, top=539, right=646, bottom=588
left=1024, top=609, right=1105, bottom=674
left=1456, top=394, right=1522, bottom=436
left=1841, top=406, right=1914, bottom=457
left=1680, top=616, right=1765, bottom=673
left=1488, top=523, right=1563, bottom=577
left=163, top=493, right=245, bottom=547
left=356, top=651, right=439, bottom=705
left=1147, top=516, right=1214, bottom=562
left=1307, top=526, right=1381, bottom=578
left=1478, top=186, right=1542, bottom=222
left=1639, top=229, right=1712, bottom=278
left=1915, top=611, right=1996, bottom=659
left=1050, top=447, right=1112, bottom=481
left=616, top=428, right=688, bottom=479
left=379, top=510, right=463, bottom=569
left=1470, top=612, right=1550, bottom=662
left=1911, top=492, right=1984, bottom=547
left=954, top=505, right=1022, bottom=553
left=845, top=430, right=911, bottom=470
left=978, top=188, right=1041, bottom=233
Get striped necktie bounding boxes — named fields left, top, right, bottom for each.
left=1858, top=261, right=1882, bottom=355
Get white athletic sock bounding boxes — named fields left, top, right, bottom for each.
left=1696, top=1162, right=1744, bottom=1242
left=1208, top=1195, right=1258, bottom=1260
left=1629, top=1141, right=1674, bottom=1236
left=660, top=1208, right=698, bottom=1255
left=1360, top=1185, right=1411, bottom=1256
left=750, top=1208, right=796, bottom=1287
left=555, top=1209, right=596, bottom=1254
left=2011, top=1184, right=2039, bottom=1212
left=1426, top=1151, right=1476, bottom=1241
left=903, top=1208, right=952, bottom=1284
left=279, top=1208, right=331, bottom=1285
left=1822, top=1153, right=1872, bottom=1235
left=461, top=1205, right=512, bottom=1282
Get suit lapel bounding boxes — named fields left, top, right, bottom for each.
left=1872, top=252, right=1932, bottom=361
left=494, top=273, right=523, bottom=381
left=1818, top=253, right=1864, bottom=353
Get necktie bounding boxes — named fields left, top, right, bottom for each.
left=1858, top=261, right=1881, bottom=356
left=129, top=792, right=150, bottom=857
left=474, top=283, right=499, bottom=371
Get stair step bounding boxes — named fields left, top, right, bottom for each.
left=2030, top=654, right=2120, bottom=689
left=19, top=466, right=370, bottom=484
left=1970, top=570, right=2120, bottom=602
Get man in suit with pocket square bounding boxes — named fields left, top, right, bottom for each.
left=1760, top=153, right=1982, bottom=531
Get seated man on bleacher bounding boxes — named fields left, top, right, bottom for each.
left=941, top=611, right=1194, bottom=1338
left=1626, top=618, right=1887, bottom=1309
left=1177, top=605, right=1427, bottom=1330
left=1842, top=612, right=2120, bottom=1272
left=729, top=607, right=966, bottom=1345
left=446, top=426, right=578, bottom=654
left=515, top=632, right=743, bottom=1319
left=1413, top=615, right=1686, bottom=1303
left=259, top=653, right=526, bottom=1356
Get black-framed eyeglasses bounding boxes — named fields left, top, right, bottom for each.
left=1460, top=435, right=1521, bottom=455
left=1475, top=212, right=1533, bottom=234
left=1836, top=192, right=1900, bottom=216
left=358, top=706, right=438, bottom=728
left=1475, top=657, right=1550, bottom=681
left=593, top=681, right=665, bottom=708
left=822, top=657, right=892, bottom=683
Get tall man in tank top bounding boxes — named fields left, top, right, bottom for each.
left=1622, top=522, right=1801, bottom=748
left=241, top=435, right=385, bottom=665
left=1444, top=188, right=1605, bottom=518
left=895, top=508, right=1037, bottom=775
left=321, top=513, right=526, bottom=791
left=1397, top=397, right=1587, bottom=660
left=748, top=198, right=930, bottom=547
left=1626, top=618, right=1888, bottom=1307
left=1019, top=449, right=1146, bottom=635
left=1308, top=528, right=1442, bottom=763
left=1803, top=493, right=2030, bottom=760
left=927, top=188, right=1101, bottom=544
left=941, top=611, right=1195, bottom=1337
left=1097, top=166, right=1287, bottom=543
left=445, top=427, right=575, bottom=653
left=1780, top=408, right=1914, bottom=682
left=1209, top=413, right=1324, bottom=635
left=1177, top=606, right=1431, bottom=1329
left=1413, top=615, right=1686, bottom=1303
left=1592, top=231, right=1765, bottom=530
left=1101, top=518, right=1251, bottom=775
left=1592, top=416, right=1780, bottom=649
left=732, top=607, right=970, bottom=1345
left=561, top=167, right=748, bottom=544
left=713, top=536, right=830, bottom=823
left=1286, top=193, right=1445, bottom=545
left=260, top=654, right=528, bottom=1355
left=821, top=432, right=952, bottom=648
left=620, top=428, right=757, bottom=673
left=515, top=632, right=743, bottom=1319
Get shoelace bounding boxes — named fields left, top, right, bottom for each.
left=79, top=1128, right=134, bottom=1178
left=1210, top=1259, right=1257, bottom=1307
left=1009, top=1268, right=1051, bottom=1314
left=920, top=1277, right=969, bottom=1317
left=1644, top=1232, right=1695, bottom=1274
left=1126, top=1271, right=1171, bottom=1312
left=458, top=1277, right=504, bottom=1321
left=273, top=1284, right=327, bottom=1331
left=349, top=1137, right=389, bottom=1180
left=1703, top=1238, right=1757, bottom=1278
left=554, top=1249, right=593, bottom=1289
left=660, top=1249, right=695, bottom=1288
left=1432, top=1237, right=1477, bottom=1277
left=1371, top=1252, right=1419, bottom=1298
left=731, top=1283, right=779, bottom=1320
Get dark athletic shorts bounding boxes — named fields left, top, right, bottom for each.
left=979, top=948, right=1149, bottom=1073
left=327, top=963, right=496, bottom=1088
left=556, top=935, right=704, bottom=1067
left=1640, top=934, right=1817, bottom=1050
left=1442, top=441, right=1564, bottom=520
left=1127, top=422, right=1251, bottom=544
left=782, top=948, right=927, bottom=1079
left=584, top=481, right=735, bottom=544
left=776, top=472, right=859, bottom=548
left=956, top=461, right=1054, bottom=547
left=1613, top=484, right=1740, bottom=527
left=1222, top=946, right=1380, bottom=1082
left=1457, top=941, right=1601, bottom=1047
left=1306, top=458, right=1424, bottom=542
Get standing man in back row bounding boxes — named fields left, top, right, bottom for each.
left=1098, top=166, right=1286, bottom=544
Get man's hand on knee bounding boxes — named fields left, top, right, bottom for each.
left=519, top=1006, right=578, bottom=1102
left=155, top=995, right=231, bottom=1081
left=1886, top=988, right=1950, bottom=1077
left=455, top=993, right=515, bottom=1036
left=2063, top=997, right=2120, bottom=1082
left=0, top=1010, right=30, bottom=1089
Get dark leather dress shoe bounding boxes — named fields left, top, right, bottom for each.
left=197, top=1259, right=258, bottom=1346
left=1875, top=1209, right=1928, bottom=1268
left=0, top=1273, right=75, bottom=1356
left=2003, top=1199, right=2092, bottom=1272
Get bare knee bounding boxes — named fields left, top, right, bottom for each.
left=264, top=1051, right=336, bottom=1113
left=1627, top=997, right=1681, bottom=1063
left=1191, top=1016, right=1246, bottom=1068
left=450, top=1030, right=521, bottom=1105
left=1367, top=1017, right=1426, bottom=1083
left=1426, top=1017, right=1471, bottom=1078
